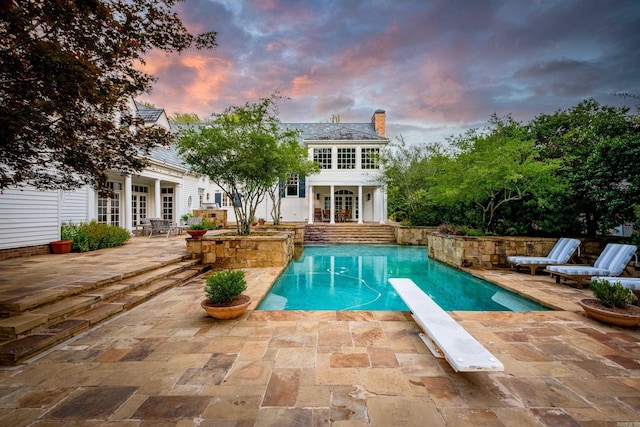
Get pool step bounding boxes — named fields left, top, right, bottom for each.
left=0, top=259, right=210, bottom=366
left=304, top=224, right=396, bottom=244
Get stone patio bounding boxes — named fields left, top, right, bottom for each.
left=0, top=237, right=638, bottom=425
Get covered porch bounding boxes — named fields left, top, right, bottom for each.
left=307, top=184, right=387, bottom=224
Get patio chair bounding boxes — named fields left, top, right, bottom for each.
left=322, top=209, right=331, bottom=222
left=149, top=219, right=176, bottom=238
left=544, top=243, right=638, bottom=288
left=187, top=217, right=203, bottom=226
left=138, top=218, right=154, bottom=236
left=314, top=208, right=323, bottom=221
left=507, top=237, right=581, bottom=276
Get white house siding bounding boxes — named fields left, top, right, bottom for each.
left=272, top=193, right=308, bottom=223
left=60, top=187, right=90, bottom=224
left=0, top=187, right=61, bottom=249
left=182, top=175, right=203, bottom=215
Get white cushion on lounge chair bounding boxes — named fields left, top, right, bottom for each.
left=546, top=244, right=637, bottom=277
left=508, top=237, right=581, bottom=266
left=591, top=276, right=640, bottom=291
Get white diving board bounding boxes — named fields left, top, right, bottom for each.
left=389, top=278, right=504, bottom=372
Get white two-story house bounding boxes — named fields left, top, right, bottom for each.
left=0, top=107, right=389, bottom=259
left=220, top=110, right=390, bottom=225
left=0, top=100, right=218, bottom=259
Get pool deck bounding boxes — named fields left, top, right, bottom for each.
left=0, top=237, right=639, bottom=425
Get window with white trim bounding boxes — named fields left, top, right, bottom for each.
left=361, top=148, right=380, bottom=169
left=337, top=148, right=355, bottom=169
left=313, top=148, right=332, bottom=169
left=97, top=182, right=121, bottom=226
left=285, top=174, right=299, bottom=196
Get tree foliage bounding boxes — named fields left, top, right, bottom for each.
left=431, top=116, right=564, bottom=232
left=170, top=112, right=204, bottom=124
left=382, top=101, right=639, bottom=236
left=0, top=0, right=216, bottom=192
left=379, top=136, right=448, bottom=225
left=176, top=95, right=317, bottom=235
left=529, top=99, right=640, bottom=235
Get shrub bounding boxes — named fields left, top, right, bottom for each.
left=188, top=223, right=207, bottom=230
left=436, top=222, right=484, bottom=236
left=61, top=221, right=130, bottom=252
left=205, top=269, right=247, bottom=303
left=589, top=278, right=638, bottom=309
left=202, top=218, right=219, bottom=229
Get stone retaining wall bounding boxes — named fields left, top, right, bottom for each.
left=426, top=233, right=638, bottom=275
left=427, top=233, right=560, bottom=269
left=186, top=231, right=295, bottom=269
left=395, top=226, right=435, bottom=246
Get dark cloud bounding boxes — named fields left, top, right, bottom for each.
left=144, top=0, right=640, bottom=144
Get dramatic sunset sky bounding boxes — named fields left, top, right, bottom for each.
left=140, top=0, right=640, bottom=144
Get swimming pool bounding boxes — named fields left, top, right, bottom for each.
left=257, top=244, right=549, bottom=311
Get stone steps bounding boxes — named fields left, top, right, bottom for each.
left=304, top=224, right=396, bottom=244
left=0, top=259, right=210, bottom=366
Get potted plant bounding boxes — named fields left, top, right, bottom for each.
left=257, top=218, right=266, bottom=226
left=51, top=223, right=75, bottom=254
left=186, top=223, right=207, bottom=239
left=181, top=213, right=193, bottom=226
left=201, top=269, right=251, bottom=319
left=578, top=278, right=640, bottom=327
left=50, top=239, right=73, bottom=254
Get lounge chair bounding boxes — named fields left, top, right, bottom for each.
left=507, top=237, right=581, bottom=276
left=590, top=276, right=640, bottom=300
left=544, top=243, right=637, bottom=288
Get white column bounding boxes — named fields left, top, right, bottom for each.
left=308, top=185, right=314, bottom=224
left=124, top=175, right=132, bottom=231
left=175, top=183, right=183, bottom=224
left=87, top=186, right=96, bottom=221
left=357, top=185, right=363, bottom=224
left=379, top=186, right=386, bottom=224
left=330, top=184, right=335, bottom=224
left=154, top=179, right=161, bottom=218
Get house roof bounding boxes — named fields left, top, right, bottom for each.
left=160, top=119, right=388, bottom=171
left=169, top=122, right=388, bottom=142
left=285, top=123, right=387, bottom=141
left=148, top=144, right=188, bottom=170
left=134, top=101, right=165, bottom=123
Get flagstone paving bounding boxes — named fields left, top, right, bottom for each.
left=0, top=237, right=638, bottom=425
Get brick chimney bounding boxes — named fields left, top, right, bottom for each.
left=371, top=109, right=386, bottom=137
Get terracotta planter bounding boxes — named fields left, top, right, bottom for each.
left=201, top=295, right=252, bottom=320
left=187, top=230, right=207, bottom=239
left=50, top=240, right=73, bottom=254
left=578, top=299, right=640, bottom=327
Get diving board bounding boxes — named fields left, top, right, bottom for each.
left=389, top=278, right=504, bottom=372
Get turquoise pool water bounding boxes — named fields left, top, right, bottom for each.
left=257, top=245, right=549, bottom=311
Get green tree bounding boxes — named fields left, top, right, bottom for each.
left=379, top=136, right=448, bottom=225
left=0, top=0, right=216, bottom=192
left=177, top=95, right=315, bottom=235
left=266, top=141, right=319, bottom=225
left=430, top=116, right=564, bottom=233
left=170, top=113, right=203, bottom=124
left=530, top=99, right=640, bottom=235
